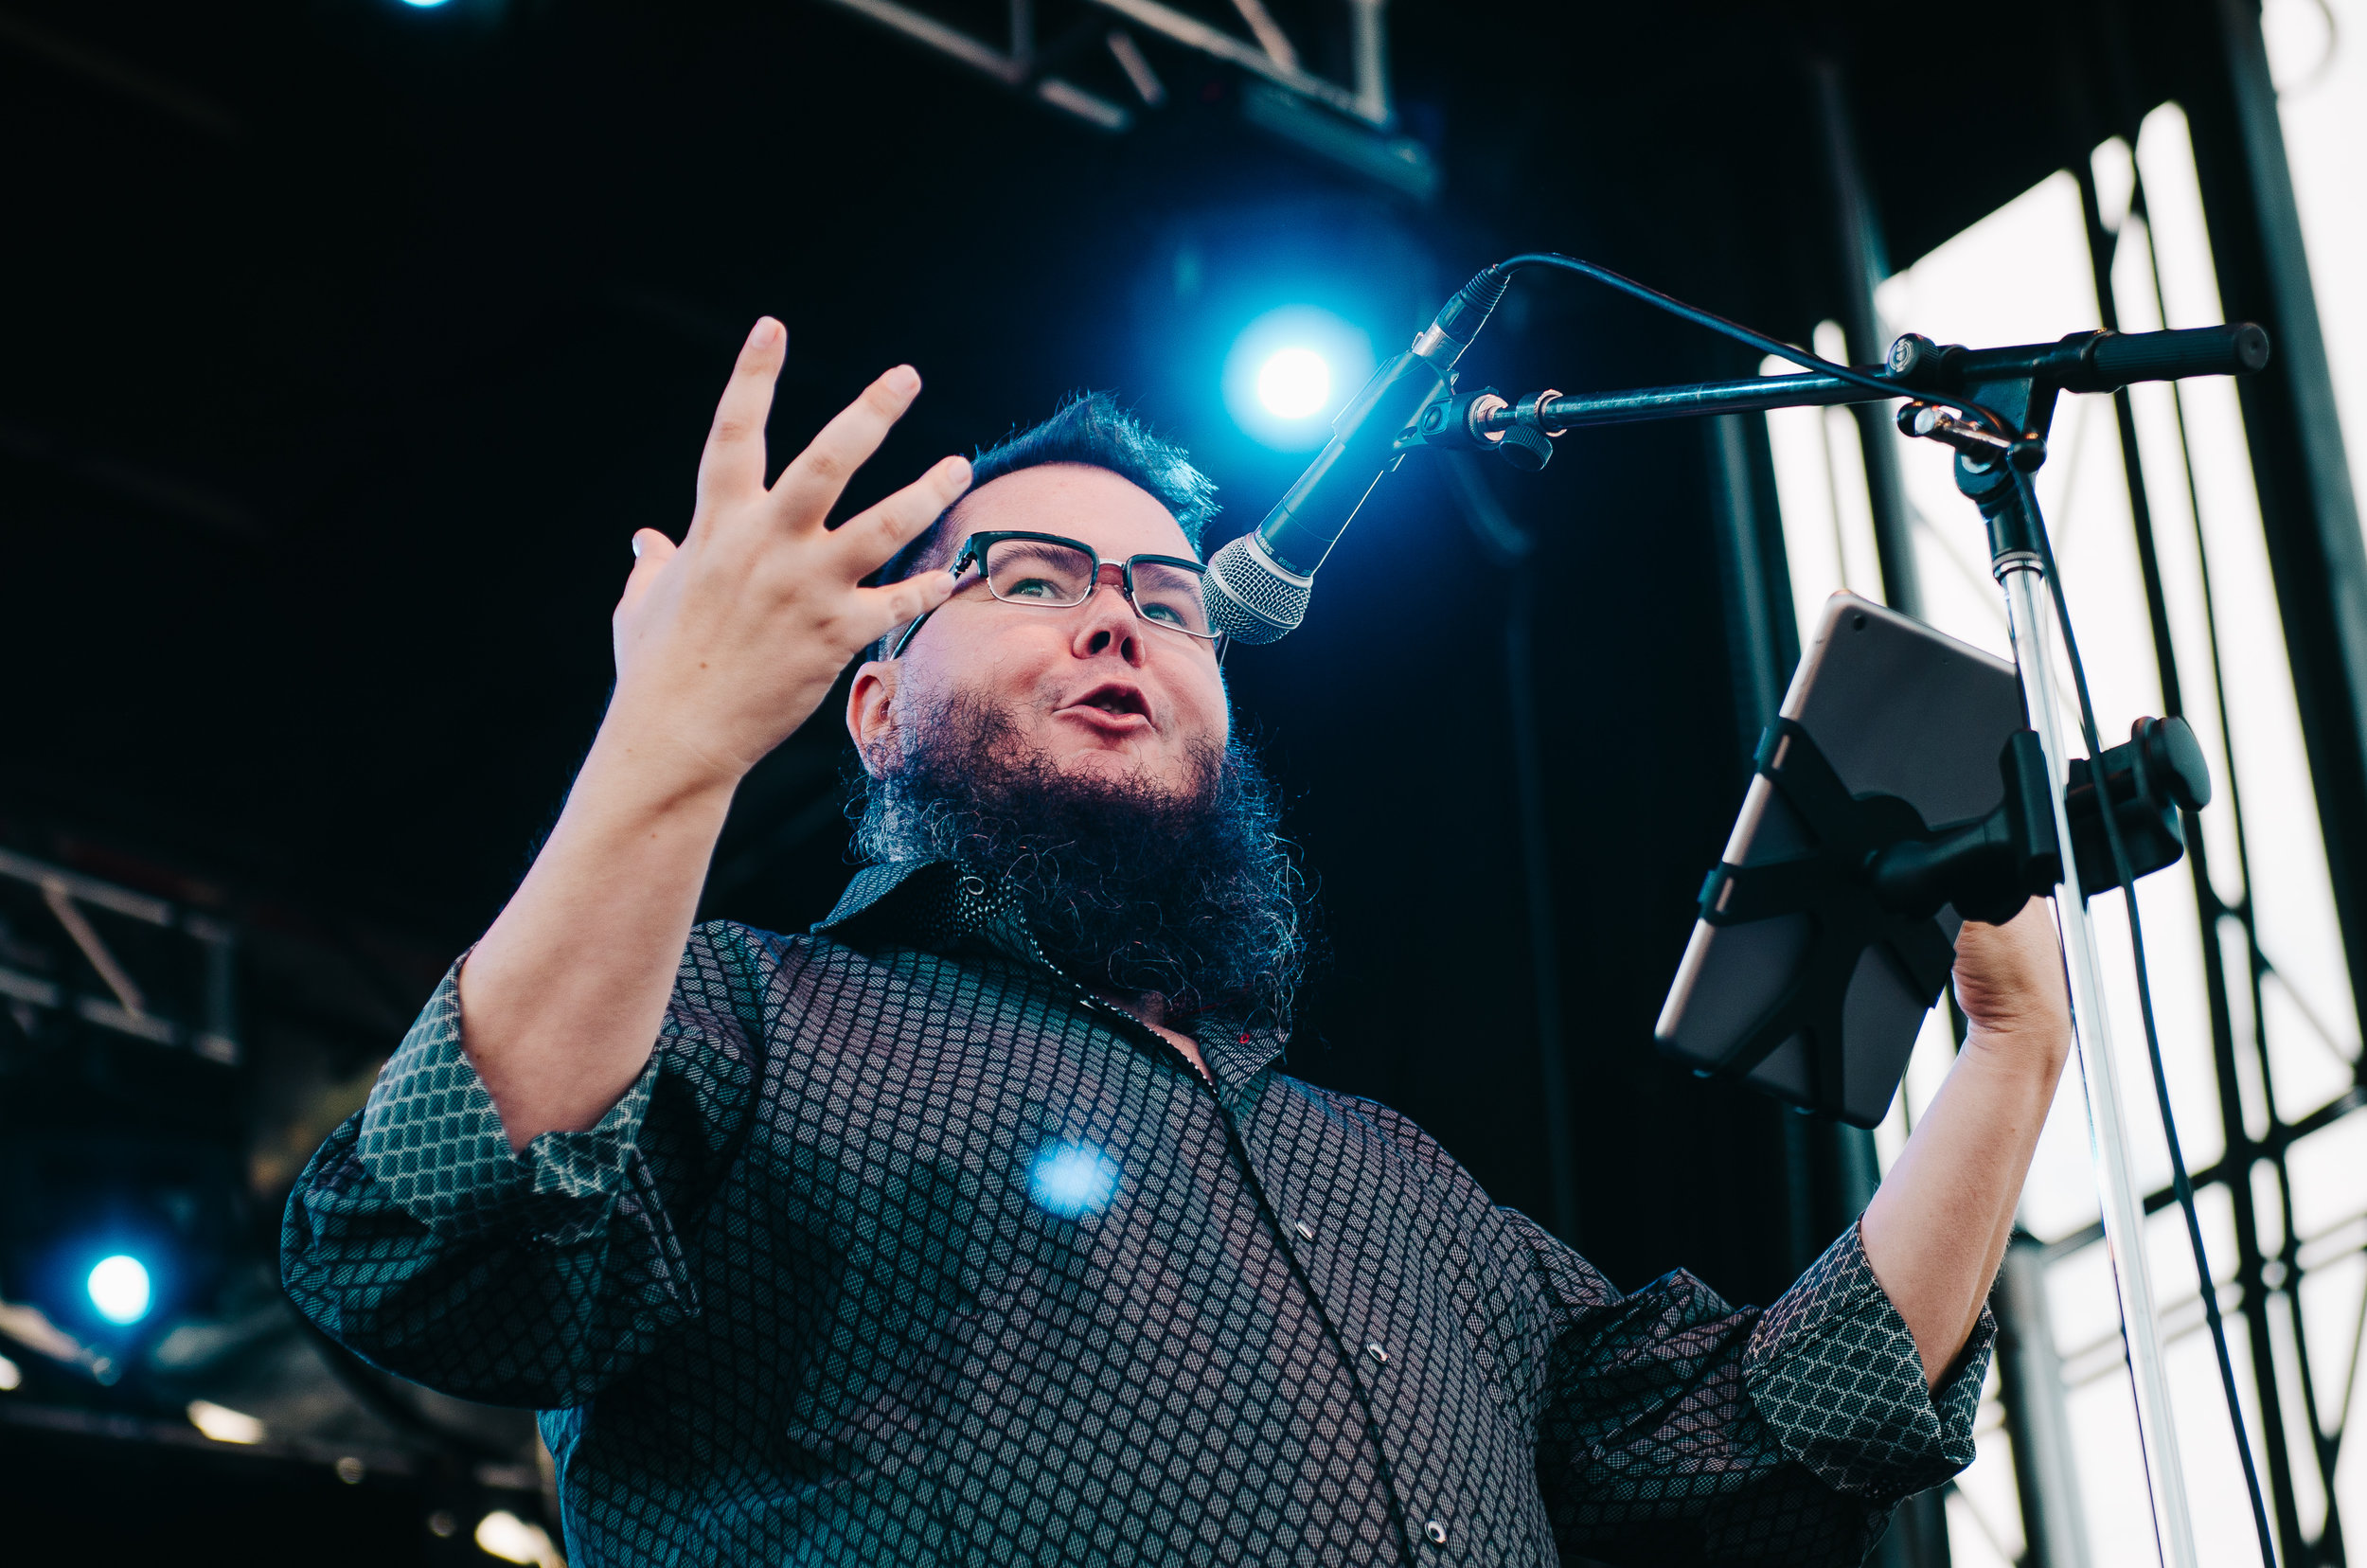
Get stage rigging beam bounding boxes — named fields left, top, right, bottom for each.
left=810, top=0, right=1436, bottom=196
left=2185, top=0, right=2367, bottom=1015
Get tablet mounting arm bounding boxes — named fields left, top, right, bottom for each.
left=1696, top=714, right=2211, bottom=1120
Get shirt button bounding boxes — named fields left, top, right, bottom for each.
left=1294, top=1221, right=1314, bottom=1241
left=1365, top=1341, right=1389, bottom=1364
left=1424, top=1520, right=1448, bottom=1545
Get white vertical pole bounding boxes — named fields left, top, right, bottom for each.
left=2001, top=560, right=2198, bottom=1568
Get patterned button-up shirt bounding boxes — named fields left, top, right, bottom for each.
left=281, top=860, right=1988, bottom=1567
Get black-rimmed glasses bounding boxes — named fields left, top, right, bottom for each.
left=887, top=531, right=1221, bottom=659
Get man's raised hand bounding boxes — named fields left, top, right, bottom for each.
left=606, top=317, right=970, bottom=790
left=451, top=320, right=969, bottom=1145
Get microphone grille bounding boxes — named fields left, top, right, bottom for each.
left=1204, top=534, right=1312, bottom=644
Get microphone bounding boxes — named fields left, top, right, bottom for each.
left=1204, top=268, right=1510, bottom=643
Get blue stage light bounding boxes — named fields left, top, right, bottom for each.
left=87, top=1255, right=151, bottom=1325
left=400, top=0, right=454, bottom=8
left=1028, top=1144, right=1120, bottom=1218
left=1255, top=347, right=1332, bottom=419
left=1223, top=306, right=1374, bottom=452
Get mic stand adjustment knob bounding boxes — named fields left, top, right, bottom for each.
left=1494, top=423, right=1553, bottom=472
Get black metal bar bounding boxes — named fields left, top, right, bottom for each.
left=1454, top=323, right=2270, bottom=437
left=1439, top=454, right=1579, bottom=1247
left=1704, top=414, right=1786, bottom=745
left=1998, top=1235, right=2092, bottom=1568
left=1811, top=54, right=1923, bottom=622
left=1522, top=369, right=1881, bottom=427
left=1504, top=577, right=1581, bottom=1245
left=1700, top=413, right=1826, bottom=1277
left=2038, top=1084, right=2367, bottom=1264
left=2184, top=0, right=2367, bottom=1042
left=2078, top=152, right=2308, bottom=1565
left=2182, top=9, right=2367, bottom=1554
left=2148, top=185, right=2346, bottom=1568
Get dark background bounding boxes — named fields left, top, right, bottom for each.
left=0, top=0, right=2231, bottom=1557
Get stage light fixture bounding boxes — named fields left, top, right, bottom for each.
left=1255, top=347, right=1332, bottom=419
left=0, top=1352, right=19, bottom=1391
left=400, top=0, right=454, bottom=8
left=86, top=1255, right=151, bottom=1326
left=1222, top=306, right=1374, bottom=452
left=1028, top=1144, right=1120, bottom=1218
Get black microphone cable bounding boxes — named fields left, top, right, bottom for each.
left=1434, top=251, right=2278, bottom=1566
left=1439, top=251, right=2021, bottom=437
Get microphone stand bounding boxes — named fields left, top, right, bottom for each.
left=1408, top=324, right=2274, bottom=1568
left=1939, top=358, right=2198, bottom=1568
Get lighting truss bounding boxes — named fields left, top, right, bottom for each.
left=0, top=846, right=239, bottom=1067
left=811, top=0, right=1437, bottom=198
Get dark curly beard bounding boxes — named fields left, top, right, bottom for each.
left=854, top=693, right=1310, bottom=1030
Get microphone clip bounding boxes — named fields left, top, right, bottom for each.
left=1403, top=383, right=1559, bottom=472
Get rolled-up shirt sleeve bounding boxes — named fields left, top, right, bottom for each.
left=1526, top=1214, right=1989, bottom=1566
left=1744, top=1222, right=1990, bottom=1501
left=280, top=922, right=774, bottom=1407
left=352, top=967, right=665, bottom=1243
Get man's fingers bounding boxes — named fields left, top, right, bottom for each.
left=832, top=454, right=972, bottom=573
left=856, top=568, right=960, bottom=647
left=694, top=318, right=788, bottom=516
left=768, top=365, right=924, bottom=530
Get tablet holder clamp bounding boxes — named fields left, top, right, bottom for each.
left=1695, top=715, right=2212, bottom=1117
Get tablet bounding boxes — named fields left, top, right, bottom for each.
left=1653, top=593, right=2026, bottom=1126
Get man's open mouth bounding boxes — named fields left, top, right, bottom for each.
left=1067, top=684, right=1152, bottom=722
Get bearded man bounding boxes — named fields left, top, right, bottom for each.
left=283, top=318, right=2073, bottom=1567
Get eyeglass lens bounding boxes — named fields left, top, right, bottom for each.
left=980, top=539, right=1216, bottom=639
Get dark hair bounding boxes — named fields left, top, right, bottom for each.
left=876, top=392, right=1219, bottom=593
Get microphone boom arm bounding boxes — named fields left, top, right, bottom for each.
left=1402, top=322, right=2271, bottom=452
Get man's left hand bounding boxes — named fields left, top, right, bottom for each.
left=1949, top=899, right=2072, bottom=1074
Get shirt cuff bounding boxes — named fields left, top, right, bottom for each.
left=356, top=956, right=661, bottom=1242
left=1742, top=1220, right=1992, bottom=1501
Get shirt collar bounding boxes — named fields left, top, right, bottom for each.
left=815, top=860, right=1290, bottom=1093
left=816, top=858, right=1038, bottom=967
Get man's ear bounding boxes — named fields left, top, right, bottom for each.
left=846, top=659, right=899, bottom=777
